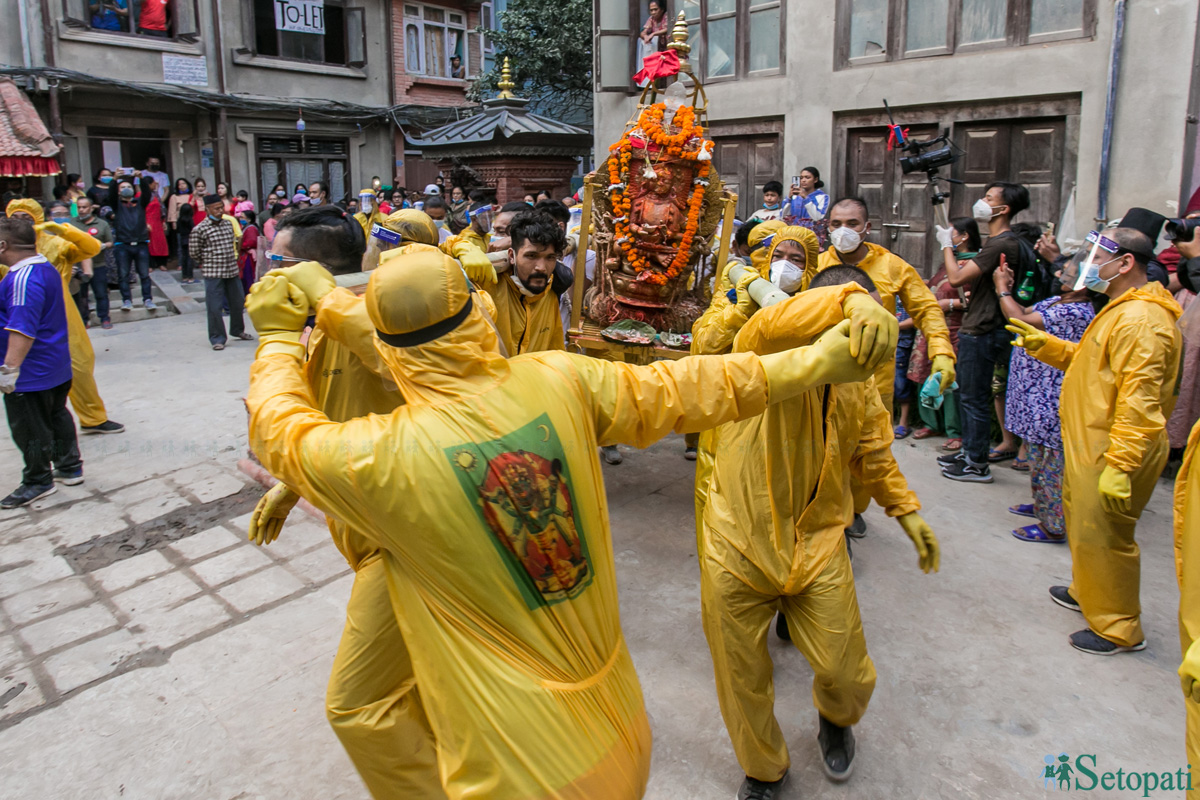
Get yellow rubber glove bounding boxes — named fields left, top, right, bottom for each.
left=897, top=512, right=940, bottom=574
left=1180, top=639, right=1200, bottom=703
left=266, top=260, right=336, bottom=307
left=458, top=247, right=498, bottom=287
left=1098, top=465, right=1133, bottom=514
left=842, top=291, right=899, bottom=369
left=33, top=221, right=66, bottom=237
left=248, top=483, right=300, bottom=546
left=1005, top=318, right=1048, bottom=353
left=733, top=271, right=757, bottom=317
left=246, top=274, right=310, bottom=358
left=930, top=354, right=957, bottom=394
left=761, top=319, right=878, bottom=399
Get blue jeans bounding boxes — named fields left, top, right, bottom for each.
left=957, top=328, right=1013, bottom=466
left=113, top=242, right=152, bottom=304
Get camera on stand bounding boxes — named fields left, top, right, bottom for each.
left=884, top=100, right=963, bottom=228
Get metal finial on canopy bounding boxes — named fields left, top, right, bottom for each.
left=496, top=57, right=517, bottom=100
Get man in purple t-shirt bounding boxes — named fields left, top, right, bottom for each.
left=0, top=215, right=82, bottom=509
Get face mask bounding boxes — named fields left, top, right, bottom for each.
left=100, top=176, right=113, bottom=185
left=769, top=259, right=804, bottom=294
left=764, top=203, right=780, bottom=211
left=119, top=187, right=135, bottom=199
left=829, top=226, right=863, bottom=254
left=51, top=215, right=70, bottom=223
left=177, top=187, right=189, bottom=194
left=433, top=219, right=446, bottom=229
left=1083, top=256, right=1120, bottom=293
left=972, top=198, right=1002, bottom=222
left=76, top=182, right=86, bottom=190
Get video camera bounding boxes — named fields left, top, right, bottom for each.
left=1164, top=218, right=1200, bottom=243
left=884, top=100, right=962, bottom=227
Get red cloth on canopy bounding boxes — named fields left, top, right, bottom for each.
left=633, top=50, right=680, bottom=85
left=0, top=156, right=60, bottom=177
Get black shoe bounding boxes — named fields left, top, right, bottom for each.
left=80, top=420, right=125, bottom=435
left=737, top=772, right=788, bottom=799
left=52, top=468, right=84, bottom=486
left=941, top=459, right=993, bottom=483
left=1069, top=628, right=1146, bottom=656
left=1, top=483, right=56, bottom=509
left=818, top=715, right=856, bottom=782
left=937, top=450, right=965, bottom=467
left=600, top=445, right=623, bottom=465
left=684, top=446, right=698, bottom=461
left=1049, top=585, right=1081, bottom=613
left=775, top=612, right=791, bottom=642
left=844, top=513, right=867, bottom=539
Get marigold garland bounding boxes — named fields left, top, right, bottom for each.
left=607, top=103, right=712, bottom=286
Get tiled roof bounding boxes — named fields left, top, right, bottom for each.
left=407, top=98, right=590, bottom=148
left=0, top=78, right=60, bottom=159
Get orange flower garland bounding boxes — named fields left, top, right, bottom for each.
left=608, top=103, right=713, bottom=285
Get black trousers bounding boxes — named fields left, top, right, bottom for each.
left=3, top=379, right=82, bottom=487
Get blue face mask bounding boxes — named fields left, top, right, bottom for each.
left=100, top=176, right=113, bottom=185
left=51, top=215, right=70, bottom=223
left=764, top=203, right=780, bottom=210
left=1083, top=256, right=1121, bottom=293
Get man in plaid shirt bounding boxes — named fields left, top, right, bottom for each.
left=191, top=194, right=252, bottom=350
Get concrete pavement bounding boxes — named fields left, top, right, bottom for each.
left=0, top=311, right=1187, bottom=799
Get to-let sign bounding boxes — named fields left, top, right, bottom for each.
left=274, top=0, right=324, bottom=34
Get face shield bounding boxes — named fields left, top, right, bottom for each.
left=1073, top=230, right=1120, bottom=291
left=364, top=223, right=404, bottom=271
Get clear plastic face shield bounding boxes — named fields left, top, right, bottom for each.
left=467, top=205, right=492, bottom=234
left=1073, top=230, right=1120, bottom=291
left=365, top=223, right=404, bottom=271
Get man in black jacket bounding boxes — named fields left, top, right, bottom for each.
left=108, top=173, right=156, bottom=312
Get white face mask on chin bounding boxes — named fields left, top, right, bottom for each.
left=770, top=259, right=804, bottom=294
left=829, top=226, right=863, bottom=254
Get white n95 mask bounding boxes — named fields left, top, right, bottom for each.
left=770, top=260, right=804, bottom=294
left=829, top=226, right=862, bottom=254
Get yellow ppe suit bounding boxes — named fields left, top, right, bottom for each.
left=1032, top=282, right=1181, bottom=647
left=248, top=249, right=840, bottom=800
left=700, top=284, right=920, bottom=783
left=1176, top=419, right=1200, bottom=799
left=285, top=275, right=446, bottom=799
left=690, top=224, right=820, bottom=544
left=352, top=188, right=386, bottom=238
left=484, top=274, right=564, bottom=356
left=816, top=242, right=954, bottom=514
left=7, top=198, right=109, bottom=427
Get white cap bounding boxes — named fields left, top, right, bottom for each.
left=424, top=184, right=441, bottom=195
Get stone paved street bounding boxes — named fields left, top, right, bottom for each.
left=0, top=312, right=1188, bottom=799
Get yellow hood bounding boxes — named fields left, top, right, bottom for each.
left=380, top=209, right=439, bottom=246
left=6, top=197, right=44, bottom=224
left=1104, top=279, right=1183, bottom=322
left=366, top=248, right=507, bottom=406
left=747, top=220, right=787, bottom=277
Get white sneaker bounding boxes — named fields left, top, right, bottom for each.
left=145, top=300, right=157, bottom=310
left=121, top=300, right=132, bottom=311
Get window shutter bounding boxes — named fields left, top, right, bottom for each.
left=173, top=0, right=200, bottom=41
left=595, top=0, right=635, bottom=92
left=61, top=0, right=89, bottom=28
left=346, top=7, right=366, bottom=67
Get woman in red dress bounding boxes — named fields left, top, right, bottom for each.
left=145, top=179, right=170, bottom=270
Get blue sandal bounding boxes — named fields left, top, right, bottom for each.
left=1009, top=504, right=1038, bottom=518
left=894, top=425, right=911, bottom=440
left=1012, top=524, right=1065, bottom=543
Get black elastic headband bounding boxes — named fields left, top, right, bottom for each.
left=375, top=295, right=473, bottom=348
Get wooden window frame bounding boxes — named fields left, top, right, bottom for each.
left=404, top=2, right=469, bottom=80
left=248, top=0, right=367, bottom=68
left=836, top=0, right=1097, bottom=69
left=694, top=0, right=787, bottom=84
left=63, top=0, right=200, bottom=42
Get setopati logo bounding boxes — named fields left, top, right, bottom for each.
left=1041, top=753, right=1192, bottom=796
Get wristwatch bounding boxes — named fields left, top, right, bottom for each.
left=999, top=291, right=1013, bottom=298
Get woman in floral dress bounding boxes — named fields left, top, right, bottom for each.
left=996, top=252, right=1098, bottom=542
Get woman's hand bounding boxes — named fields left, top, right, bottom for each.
left=993, top=254, right=1014, bottom=292
left=1035, top=233, right=1060, bottom=263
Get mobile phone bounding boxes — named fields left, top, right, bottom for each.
left=1045, top=222, right=1055, bottom=236
left=791, top=176, right=801, bottom=187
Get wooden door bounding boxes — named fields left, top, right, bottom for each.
left=951, top=118, right=1066, bottom=228
left=845, top=125, right=939, bottom=273
left=712, top=134, right=781, bottom=220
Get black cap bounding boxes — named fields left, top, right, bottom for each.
left=1118, top=207, right=1167, bottom=243
left=203, top=194, right=222, bottom=206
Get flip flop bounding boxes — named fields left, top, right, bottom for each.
left=1011, top=457, right=1030, bottom=472
left=988, top=448, right=1018, bottom=462
left=1012, top=524, right=1065, bottom=543
left=912, top=427, right=936, bottom=440
left=894, top=425, right=911, bottom=439
left=1009, top=504, right=1038, bottom=518
left=943, top=438, right=962, bottom=451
